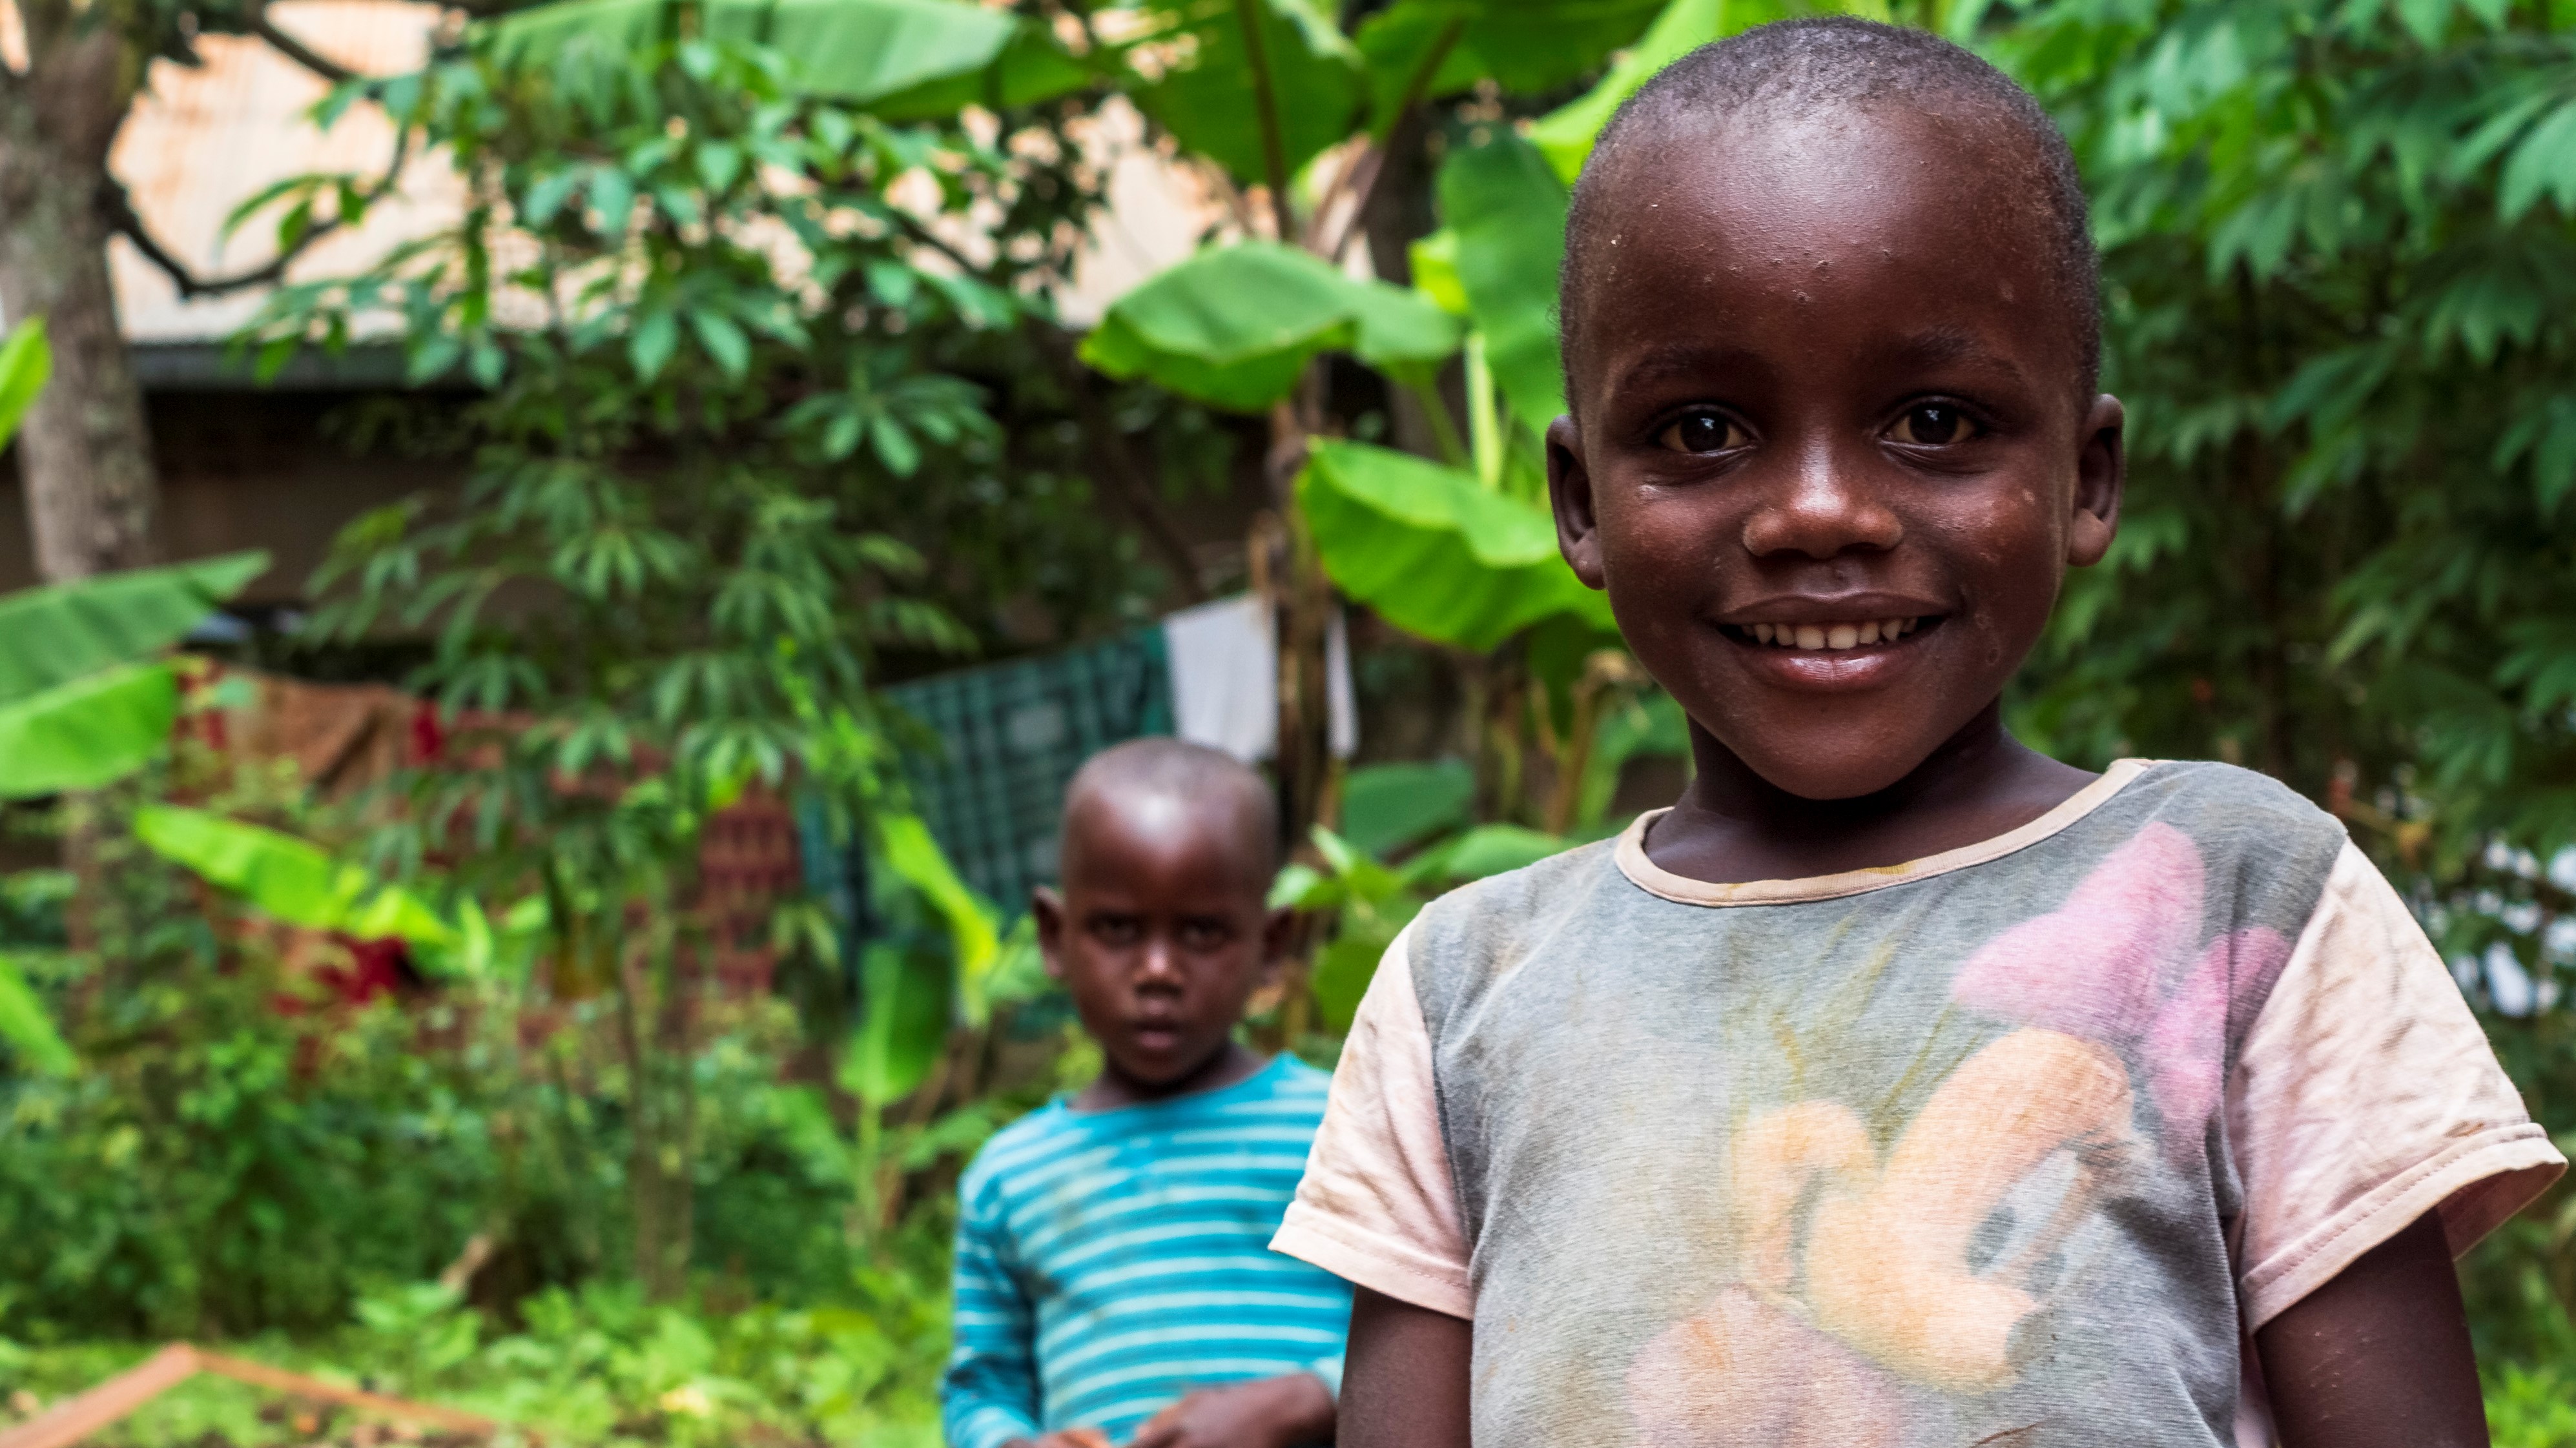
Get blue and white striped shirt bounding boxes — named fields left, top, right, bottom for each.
left=942, top=1056, right=1350, bottom=1448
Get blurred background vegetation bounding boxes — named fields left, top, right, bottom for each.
left=0, top=0, right=2572, bottom=1443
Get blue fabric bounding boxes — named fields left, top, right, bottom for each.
left=942, top=1057, right=1350, bottom=1448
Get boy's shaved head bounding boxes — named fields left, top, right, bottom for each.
left=1060, top=738, right=1279, bottom=886
left=1563, top=17, right=2099, bottom=400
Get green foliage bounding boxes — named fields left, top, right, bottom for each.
left=1081, top=241, right=1462, bottom=411
left=0, top=320, right=48, bottom=448
left=129, top=806, right=452, bottom=949
left=1299, top=439, right=1611, bottom=651
left=1436, top=132, right=1570, bottom=433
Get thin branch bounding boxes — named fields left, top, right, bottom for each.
left=103, top=179, right=343, bottom=299
left=249, top=0, right=358, bottom=86
left=1314, top=15, right=1463, bottom=262
left=1232, top=0, right=1295, bottom=242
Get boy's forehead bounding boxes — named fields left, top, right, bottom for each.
left=1060, top=784, right=1269, bottom=881
left=1576, top=107, right=2069, bottom=384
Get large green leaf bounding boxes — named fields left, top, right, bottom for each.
left=0, top=552, right=269, bottom=706
left=0, top=320, right=50, bottom=451
left=1082, top=241, right=1462, bottom=410
left=865, top=17, right=1097, bottom=117
left=486, top=0, right=1077, bottom=110
left=1354, top=0, right=1667, bottom=127
left=0, top=663, right=180, bottom=798
left=842, top=941, right=951, bottom=1105
left=1527, top=0, right=1803, bottom=181
left=1341, top=759, right=1475, bottom=855
left=1299, top=438, right=1611, bottom=650
left=0, top=952, right=73, bottom=1075
left=874, top=809, right=1001, bottom=1020
left=1439, top=132, right=1570, bottom=431
left=482, top=0, right=666, bottom=70
left=132, top=804, right=454, bottom=946
left=1125, top=0, right=1365, bottom=186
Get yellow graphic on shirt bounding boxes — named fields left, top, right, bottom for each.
left=1628, top=1029, right=2141, bottom=1443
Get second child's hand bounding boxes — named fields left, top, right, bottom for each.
left=1124, top=1373, right=1336, bottom=1448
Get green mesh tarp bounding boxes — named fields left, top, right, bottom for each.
left=881, top=626, right=1173, bottom=916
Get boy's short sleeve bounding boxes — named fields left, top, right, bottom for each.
left=2229, top=840, right=2566, bottom=1329
left=1272, top=926, right=1474, bottom=1319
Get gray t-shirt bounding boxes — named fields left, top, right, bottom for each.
left=1274, top=760, right=2564, bottom=1447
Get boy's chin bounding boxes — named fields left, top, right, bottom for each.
left=1104, top=1034, right=1231, bottom=1090
left=1733, top=725, right=1958, bottom=802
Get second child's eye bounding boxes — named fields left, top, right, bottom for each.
left=1890, top=402, right=1977, bottom=446
left=1089, top=915, right=1144, bottom=947
left=1177, top=919, right=1231, bottom=951
left=1656, top=411, right=1749, bottom=454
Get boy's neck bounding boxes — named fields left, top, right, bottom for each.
left=1651, top=700, right=2101, bottom=886
left=1074, top=1040, right=1268, bottom=1113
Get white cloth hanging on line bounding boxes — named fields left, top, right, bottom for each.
left=1160, top=594, right=1357, bottom=764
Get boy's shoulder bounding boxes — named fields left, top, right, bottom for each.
left=2117, top=756, right=2343, bottom=832
left=957, top=1099, right=1077, bottom=1205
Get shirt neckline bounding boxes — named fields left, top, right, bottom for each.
left=1056, top=1051, right=1295, bottom=1119
left=1613, top=758, right=2154, bottom=908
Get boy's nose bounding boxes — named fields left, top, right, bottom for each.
left=1740, top=444, right=1904, bottom=560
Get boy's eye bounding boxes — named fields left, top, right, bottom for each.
left=1176, top=919, right=1231, bottom=951
left=1088, top=915, right=1144, bottom=947
left=1655, top=411, right=1749, bottom=454
left=1890, top=402, right=1977, bottom=446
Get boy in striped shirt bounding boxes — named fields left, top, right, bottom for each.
left=942, top=740, right=1346, bottom=1448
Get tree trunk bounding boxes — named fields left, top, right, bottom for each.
left=0, top=30, right=161, bottom=584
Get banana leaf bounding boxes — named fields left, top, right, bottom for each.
left=1439, top=132, right=1571, bottom=433
left=843, top=941, right=952, bottom=1105
left=1082, top=241, right=1461, bottom=411
left=1527, top=0, right=1803, bottom=181
left=873, top=809, right=1002, bottom=1021
left=0, top=952, right=73, bottom=1075
left=131, top=804, right=455, bottom=946
left=485, top=0, right=1081, bottom=111
left=1353, top=0, right=1667, bottom=130
left=0, top=551, right=268, bottom=706
left=0, top=664, right=180, bottom=798
left=0, top=320, right=49, bottom=450
left=1124, top=0, right=1365, bottom=187
left=1299, top=438, right=1610, bottom=651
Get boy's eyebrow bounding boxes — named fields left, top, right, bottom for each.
left=1608, top=341, right=1775, bottom=394
left=1875, top=326, right=2030, bottom=383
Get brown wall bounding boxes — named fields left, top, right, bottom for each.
left=0, top=385, right=460, bottom=605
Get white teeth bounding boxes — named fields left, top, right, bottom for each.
left=1744, top=617, right=1925, bottom=649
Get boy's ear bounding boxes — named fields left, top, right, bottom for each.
left=1546, top=416, right=1608, bottom=591
left=2068, top=393, right=2126, bottom=568
left=1033, top=886, right=1068, bottom=981
left=1259, top=904, right=1296, bottom=967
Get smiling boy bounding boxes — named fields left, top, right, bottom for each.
left=943, top=739, right=1344, bottom=1448
left=1272, top=19, right=2564, bottom=1448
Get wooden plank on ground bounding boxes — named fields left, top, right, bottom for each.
left=0, top=1344, right=200, bottom=1448
left=193, top=1352, right=500, bottom=1436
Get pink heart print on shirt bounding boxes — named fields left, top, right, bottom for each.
left=1950, top=821, right=2293, bottom=1157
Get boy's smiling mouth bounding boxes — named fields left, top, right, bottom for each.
left=1724, top=616, right=1934, bottom=651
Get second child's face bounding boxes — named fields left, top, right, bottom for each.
left=1036, top=793, right=1285, bottom=1092
left=1550, top=107, right=2124, bottom=800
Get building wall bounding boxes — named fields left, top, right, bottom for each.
left=0, top=386, right=459, bottom=604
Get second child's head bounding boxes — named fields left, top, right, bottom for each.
left=1547, top=18, right=2123, bottom=800
left=1036, top=739, right=1289, bottom=1099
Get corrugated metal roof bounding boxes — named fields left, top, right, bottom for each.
left=0, top=1, right=1222, bottom=357
left=104, top=1, right=458, bottom=344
